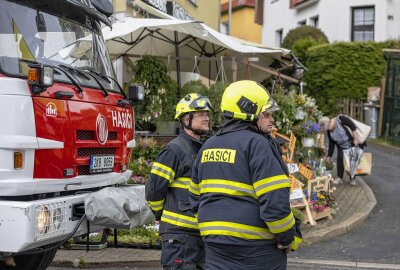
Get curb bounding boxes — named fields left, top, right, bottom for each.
left=367, top=140, right=400, bottom=153
left=288, top=258, right=400, bottom=269
left=303, top=176, right=376, bottom=244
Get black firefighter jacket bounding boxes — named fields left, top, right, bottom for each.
left=189, top=120, right=296, bottom=246
left=145, top=131, right=202, bottom=236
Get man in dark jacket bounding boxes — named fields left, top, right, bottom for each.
left=145, top=93, right=213, bottom=270
left=189, top=81, right=297, bottom=270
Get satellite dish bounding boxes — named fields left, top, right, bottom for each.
left=91, top=0, right=113, bottom=17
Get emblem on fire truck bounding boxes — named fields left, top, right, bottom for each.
left=46, top=102, right=57, bottom=117
left=96, top=113, right=108, bottom=145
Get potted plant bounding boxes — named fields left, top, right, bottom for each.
left=309, top=190, right=336, bottom=213
left=299, top=121, right=320, bottom=147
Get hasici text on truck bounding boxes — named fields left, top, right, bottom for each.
left=0, top=0, right=144, bottom=269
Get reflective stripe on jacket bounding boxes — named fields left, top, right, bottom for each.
left=145, top=131, right=202, bottom=235
left=189, top=121, right=295, bottom=246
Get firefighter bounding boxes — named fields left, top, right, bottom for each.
left=145, top=93, right=213, bottom=270
left=189, top=80, right=300, bottom=270
left=257, top=100, right=303, bottom=256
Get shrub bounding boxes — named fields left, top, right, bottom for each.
left=291, top=37, right=327, bottom=64
left=129, top=138, right=164, bottom=183
left=282, top=25, right=329, bottom=50
left=181, top=80, right=208, bottom=97
left=206, top=82, right=229, bottom=131
left=304, top=40, right=400, bottom=115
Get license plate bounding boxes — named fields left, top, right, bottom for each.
left=89, top=155, right=115, bottom=173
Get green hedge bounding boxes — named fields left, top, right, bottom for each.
left=282, top=25, right=329, bottom=50
left=304, top=40, right=400, bottom=115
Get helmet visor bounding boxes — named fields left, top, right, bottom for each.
left=261, top=98, right=279, bottom=113
left=189, top=96, right=214, bottom=111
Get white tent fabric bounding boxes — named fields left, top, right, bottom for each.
left=103, top=17, right=293, bottom=82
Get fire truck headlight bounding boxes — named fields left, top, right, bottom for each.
left=36, top=206, right=51, bottom=235
left=42, top=66, right=54, bottom=87
left=53, top=208, right=63, bottom=230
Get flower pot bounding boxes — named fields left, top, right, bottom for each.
left=301, top=137, right=315, bottom=147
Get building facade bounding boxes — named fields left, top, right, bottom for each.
left=113, top=0, right=220, bottom=30
left=220, top=0, right=263, bottom=43
left=262, top=0, right=400, bottom=47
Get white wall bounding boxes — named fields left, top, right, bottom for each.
left=263, top=0, right=395, bottom=47
left=387, top=0, right=400, bottom=40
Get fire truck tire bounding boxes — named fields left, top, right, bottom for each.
left=0, top=246, right=58, bottom=270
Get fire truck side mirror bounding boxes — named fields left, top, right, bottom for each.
left=128, top=84, right=144, bottom=103
left=91, top=0, right=114, bottom=17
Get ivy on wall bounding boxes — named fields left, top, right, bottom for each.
left=304, top=40, right=400, bottom=115
left=132, top=55, right=178, bottom=128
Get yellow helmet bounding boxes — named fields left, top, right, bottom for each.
left=174, top=93, right=213, bottom=120
left=220, top=80, right=278, bottom=121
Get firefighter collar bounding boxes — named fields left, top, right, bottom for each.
left=216, top=119, right=258, bottom=136
left=180, top=129, right=203, bottom=149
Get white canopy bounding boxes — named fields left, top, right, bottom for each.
left=103, top=17, right=295, bottom=83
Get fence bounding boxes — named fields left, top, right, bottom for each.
left=336, top=98, right=365, bottom=122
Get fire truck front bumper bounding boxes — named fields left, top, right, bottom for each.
left=0, top=193, right=102, bottom=253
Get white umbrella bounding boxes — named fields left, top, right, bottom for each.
left=102, top=17, right=294, bottom=84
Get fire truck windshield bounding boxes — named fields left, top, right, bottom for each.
left=0, top=0, right=118, bottom=92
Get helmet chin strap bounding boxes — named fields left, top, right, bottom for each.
left=181, top=113, right=208, bottom=136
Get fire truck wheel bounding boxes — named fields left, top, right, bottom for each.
left=0, top=246, right=58, bottom=270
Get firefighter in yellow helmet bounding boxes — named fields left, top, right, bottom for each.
left=189, top=81, right=301, bottom=270
left=146, top=93, right=213, bottom=269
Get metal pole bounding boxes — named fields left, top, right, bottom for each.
left=228, top=0, right=232, bottom=35
left=174, top=31, right=182, bottom=97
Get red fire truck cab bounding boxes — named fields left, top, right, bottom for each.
left=0, top=0, right=143, bottom=269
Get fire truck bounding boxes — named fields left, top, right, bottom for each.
left=0, top=0, right=143, bottom=269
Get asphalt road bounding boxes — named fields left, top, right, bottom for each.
left=289, top=142, right=400, bottom=265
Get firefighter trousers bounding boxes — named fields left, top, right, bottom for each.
left=204, top=242, right=287, bottom=270
left=161, top=233, right=205, bottom=270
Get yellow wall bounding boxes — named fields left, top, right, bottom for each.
left=112, top=0, right=219, bottom=30
left=175, top=0, right=220, bottom=30
left=113, top=0, right=130, bottom=13
left=220, top=2, right=262, bottom=43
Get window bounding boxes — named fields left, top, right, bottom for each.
left=275, top=29, right=283, bottom=47
left=351, top=6, right=374, bottom=41
left=220, top=22, right=229, bottom=35
left=310, top=15, right=319, bottom=28
left=255, top=0, right=264, bottom=25
left=298, top=20, right=306, bottom=26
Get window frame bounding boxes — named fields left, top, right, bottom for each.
left=298, top=19, right=306, bottom=26
left=275, top=28, right=283, bottom=47
left=310, top=15, right=319, bottom=28
left=351, top=6, right=375, bottom=42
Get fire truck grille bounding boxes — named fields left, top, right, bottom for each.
left=77, top=165, right=116, bottom=175
left=77, top=148, right=117, bottom=157
left=77, top=166, right=90, bottom=175
left=108, top=132, right=118, bottom=140
left=76, top=130, right=118, bottom=141
left=76, top=130, right=94, bottom=140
